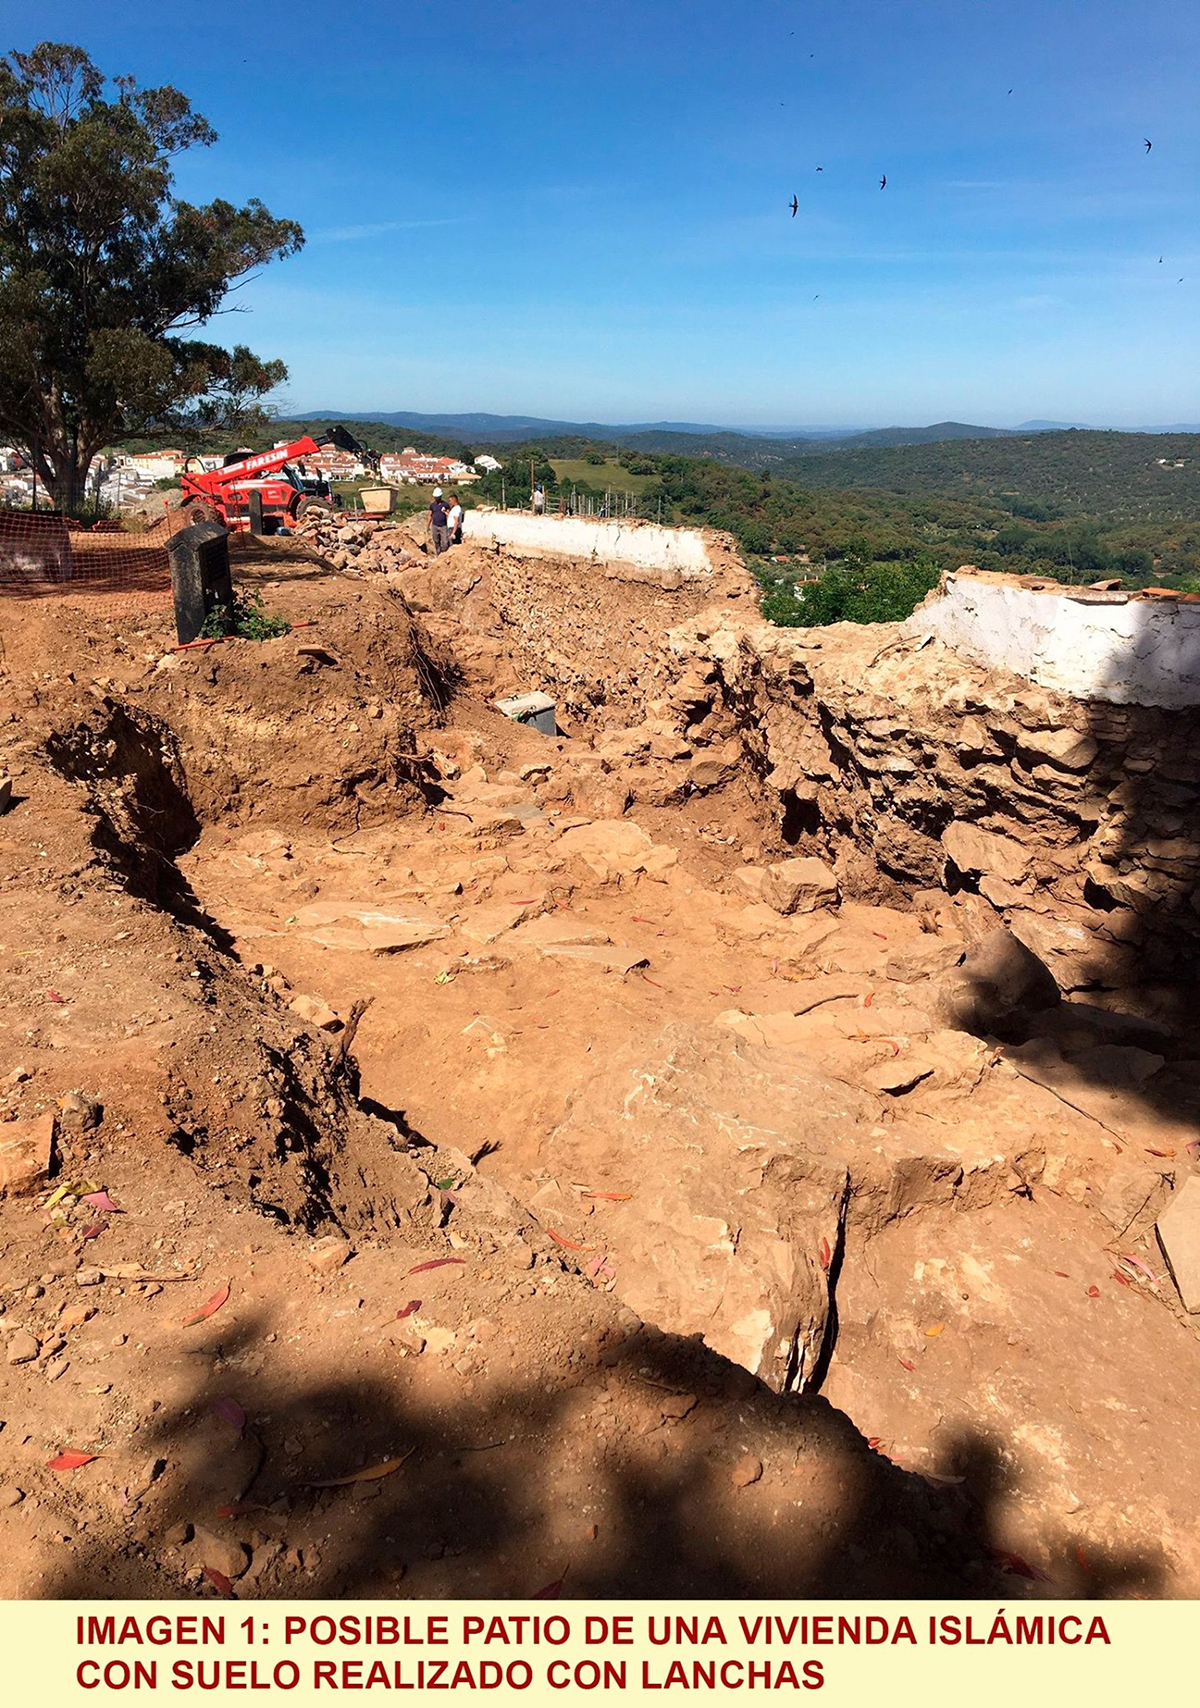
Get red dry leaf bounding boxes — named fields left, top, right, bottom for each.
left=182, top=1281, right=231, bottom=1327
left=210, top=1396, right=246, bottom=1431
left=1086, top=1285, right=1101, bottom=1298
left=862, top=991, right=874, bottom=1008
left=818, top=1236, right=832, bottom=1271
left=1118, top=1254, right=1160, bottom=1289
left=203, top=1567, right=234, bottom=1596
left=47, top=1449, right=98, bottom=1471
left=532, top=1568, right=569, bottom=1599
left=395, top=1300, right=422, bottom=1320
left=407, top=1257, right=466, bottom=1276
left=641, top=976, right=666, bottom=990
left=897, top=1357, right=916, bottom=1372
left=79, top=1222, right=106, bottom=1241
left=583, top=1191, right=633, bottom=1203
left=1111, top=1270, right=1132, bottom=1288
left=303, top=1448, right=415, bottom=1488
left=47, top=990, right=65, bottom=1004
left=1055, top=1270, right=1070, bottom=1278
left=548, top=1229, right=588, bottom=1252
left=82, top=1190, right=122, bottom=1214
left=866, top=1436, right=883, bottom=1451
left=1145, top=1147, right=1176, bottom=1158
left=871, top=932, right=888, bottom=942
left=991, top=1548, right=1048, bottom=1582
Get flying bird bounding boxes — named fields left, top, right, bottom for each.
left=816, top=165, right=824, bottom=172
left=1007, top=88, right=1013, bottom=95
left=1144, top=138, right=1152, bottom=152
left=879, top=174, right=887, bottom=190
left=790, top=194, right=799, bottom=217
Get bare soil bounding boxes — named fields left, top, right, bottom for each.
left=0, top=530, right=1193, bottom=1600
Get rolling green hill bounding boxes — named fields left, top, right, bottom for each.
left=772, top=430, right=1200, bottom=523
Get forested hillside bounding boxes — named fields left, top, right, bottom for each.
left=773, top=430, right=1200, bottom=523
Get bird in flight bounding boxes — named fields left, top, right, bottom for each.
left=1144, top=138, right=1153, bottom=152
left=879, top=174, right=887, bottom=190
left=1159, top=256, right=1163, bottom=263
left=790, top=194, right=799, bottom=217
left=813, top=294, right=820, bottom=301
left=816, top=165, right=824, bottom=172
left=1007, top=88, right=1013, bottom=95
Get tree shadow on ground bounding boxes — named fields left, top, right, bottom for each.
left=38, top=1306, right=1167, bottom=1602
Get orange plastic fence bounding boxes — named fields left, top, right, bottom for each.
left=0, top=506, right=189, bottom=616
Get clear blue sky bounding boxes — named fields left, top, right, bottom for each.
left=18, top=0, right=1200, bottom=428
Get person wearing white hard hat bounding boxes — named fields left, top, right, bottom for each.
left=429, top=487, right=450, bottom=555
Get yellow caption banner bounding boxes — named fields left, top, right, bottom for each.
left=1, top=1599, right=1192, bottom=1707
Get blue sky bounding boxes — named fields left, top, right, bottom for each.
left=16, top=0, right=1200, bottom=427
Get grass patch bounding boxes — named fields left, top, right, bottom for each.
left=551, top=458, right=659, bottom=494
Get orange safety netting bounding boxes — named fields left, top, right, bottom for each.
left=0, top=505, right=191, bottom=617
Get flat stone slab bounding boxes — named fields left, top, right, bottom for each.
left=294, top=901, right=449, bottom=954
left=540, top=943, right=649, bottom=973
left=1157, top=1177, right=1200, bottom=1312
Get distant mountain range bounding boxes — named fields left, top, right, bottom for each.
left=298, top=408, right=1017, bottom=448
left=295, top=408, right=1200, bottom=456
left=298, top=409, right=742, bottom=443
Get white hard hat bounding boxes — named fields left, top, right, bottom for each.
left=432, top=487, right=443, bottom=498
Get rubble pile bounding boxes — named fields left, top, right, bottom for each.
left=292, top=511, right=422, bottom=575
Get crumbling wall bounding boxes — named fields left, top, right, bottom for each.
left=462, top=512, right=713, bottom=576
left=906, top=569, right=1200, bottom=708
left=653, top=611, right=1200, bottom=993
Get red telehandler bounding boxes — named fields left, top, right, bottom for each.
left=179, top=424, right=381, bottom=533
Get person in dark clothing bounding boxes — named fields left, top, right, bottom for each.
left=429, top=487, right=450, bottom=555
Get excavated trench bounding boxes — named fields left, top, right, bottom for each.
left=29, top=523, right=1200, bottom=1588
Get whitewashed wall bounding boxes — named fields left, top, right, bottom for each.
left=462, top=511, right=712, bottom=576
left=905, top=572, right=1200, bottom=708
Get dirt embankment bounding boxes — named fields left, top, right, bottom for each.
left=0, top=519, right=1195, bottom=1600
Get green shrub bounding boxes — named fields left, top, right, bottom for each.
left=200, top=588, right=291, bottom=641
left=764, top=554, right=942, bottom=628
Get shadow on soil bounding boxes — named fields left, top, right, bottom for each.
left=39, top=1307, right=1167, bottom=1601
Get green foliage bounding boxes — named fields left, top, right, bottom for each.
left=200, top=588, right=290, bottom=642
left=760, top=555, right=942, bottom=628
left=585, top=451, right=606, bottom=465
left=152, top=475, right=180, bottom=490
left=0, top=41, right=302, bottom=508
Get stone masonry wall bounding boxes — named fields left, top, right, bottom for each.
left=651, top=612, right=1200, bottom=993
